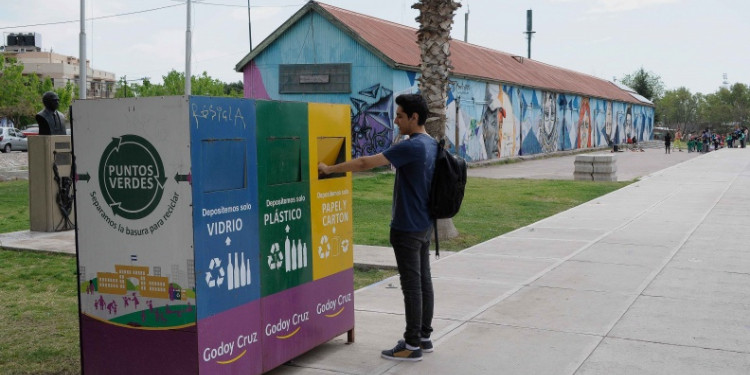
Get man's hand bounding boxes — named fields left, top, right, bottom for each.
left=318, top=162, right=330, bottom=176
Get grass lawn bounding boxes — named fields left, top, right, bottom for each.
left=353, top=172, right=630, bottom=250
left=0, top=175, right=628, bottom=374
left=0, top=180, right=29, bottom=233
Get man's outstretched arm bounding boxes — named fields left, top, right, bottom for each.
left=318, top=153, right=390, bottom=175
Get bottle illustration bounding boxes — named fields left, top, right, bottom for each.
left=284, top=234, right=291, bottom=272
left=240, top=252, right=246, bottom=287
left=227, top=253, right=234, bottom=290
left=234, top=253, right=240, bottom=288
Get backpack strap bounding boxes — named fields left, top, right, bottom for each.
left=434, top=217, right=439, bottom=259
left=432, top=139, right=443, bottom=259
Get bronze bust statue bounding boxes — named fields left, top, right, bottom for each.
left=35, top=92, right=67, bottom=135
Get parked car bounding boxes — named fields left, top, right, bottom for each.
left=21, top=125, right=70, bottom=136
left=0, top=127, right=28, bottom=153
left=22, top=125, right=39, bottom=136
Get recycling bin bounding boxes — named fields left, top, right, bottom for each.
left=73, top=96, right=353, bottom=375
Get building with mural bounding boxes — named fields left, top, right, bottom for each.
left=235, top=1, right=654, bottom=162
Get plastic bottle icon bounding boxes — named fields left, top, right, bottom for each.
left=227, top=253, right=234, bottom=290
left=240, top=253, right=246, bottom=287
left=302, top=242, right=308, bottom=267
left=284, top=235, right=291, bottom=272
left=291, top=240, right=298, bottom=270
left=246, top=258, right=251, bottom=284
left=234, top=253, right=240, bottom=288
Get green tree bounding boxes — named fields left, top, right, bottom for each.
left=0, top=58, right=40, bottom=127
left=54, top=81, right=76, bottom=115
left=621, top=67, right=665, bottom=101
left=657, top=87, right=700, bottom=133
left=699, top=83, right=750, bottom=132
left=116, top=70, right=242, bottom=98
left=224, top=81, right=244, bottom=97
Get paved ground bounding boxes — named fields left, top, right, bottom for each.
left=0, top=151, right=28, bottom=182
left=3, top=146, right=748, bottom=374
left=263, top=147, right=750, bottom=375
left=469, top=146, right=699, bottom=181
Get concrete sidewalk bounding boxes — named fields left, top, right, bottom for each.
left=268, top=147, right=750, bottom=375
left=3, top=148, right=749, bottom=374
left=468, top=147, right=699, bottom=181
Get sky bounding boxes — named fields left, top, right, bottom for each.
left=1, top=0, right=748, bottom=95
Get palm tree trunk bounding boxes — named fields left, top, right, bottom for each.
left=412, top=0, right=460, bottom=139
left=413, top=0, right=461, bottom=241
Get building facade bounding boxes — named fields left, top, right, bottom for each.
left=3, top=33, right=117, bottom=99
left=236, top=2, right=654, bottom=162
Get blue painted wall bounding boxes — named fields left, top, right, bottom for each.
left=243, top=11, right=655, bottom=161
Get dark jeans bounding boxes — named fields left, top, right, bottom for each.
left=390, top=227, right=434, bottom=347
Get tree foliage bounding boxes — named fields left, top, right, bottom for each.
left=656, top=83, right=750, bottom=134
left=116, top=70, right=242, bottom=98
left=0, top=57, right=74, bottom=127
left=621, top=67, right=665, bottom=101
left=657, top=87, right=700, bottom=132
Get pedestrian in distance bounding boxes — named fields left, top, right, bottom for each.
left=674, top=129, right=683, bottom=152
left=664, top=131, right=672, bottom=154
left=318, top=93, right=437, bottom=362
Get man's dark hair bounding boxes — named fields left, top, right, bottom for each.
left=395, top=94, right=428, bottom=125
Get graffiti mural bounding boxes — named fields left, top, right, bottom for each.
left=350, top=84, right=394, bottom=158
left=520, top=88, right=543, bottom=155
left=577, top=97, right=592, bottom=149
left=540, top=91, right=558, bottom=153
left=613, top=101, right=627, bottom=144
left=591, top=98, right=611, bottom=147
left=557, top=94, right=573, bottom=151
left=481, top=85, right=502, bottom=158
left=499, top=85, right=521, bottom=158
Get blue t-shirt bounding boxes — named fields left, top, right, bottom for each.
left=382, top=133, right=437, bottom=232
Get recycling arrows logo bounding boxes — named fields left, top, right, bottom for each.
left=98, top=135, right=167, bottom=219
left=205, top=257, right=225, bottom=288
left=268, top=243, right=284, bottom=270
left=318, top=235, right=331, bottom=259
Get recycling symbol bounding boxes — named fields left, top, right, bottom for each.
left=205, top=257, right=225, bottom=288
left=98, top=134, right=167, bottom=219
left=341, top=239, right=350, bottom=253
left=268, top=243, right=284, bottom=270
left=318, top=235, right=331, bottom=259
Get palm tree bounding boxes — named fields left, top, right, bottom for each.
left=412, top=0, right=461, bottom=240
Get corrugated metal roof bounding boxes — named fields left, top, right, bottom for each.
left=236, top=1, right=652, bottom=106
left=317, top=2, right=649, bottom=106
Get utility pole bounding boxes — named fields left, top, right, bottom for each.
left=79, top=0, right=87, bottom=99
left=248, top=0, right=253, bottom=51
left=185, top=0, right=192, bottom=95
left=524, top=9, right=535, bottom=59
left=464, top=6, right=469, bottom=42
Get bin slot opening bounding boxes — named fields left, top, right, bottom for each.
left=266, top=137, right=301, bottom=185
left=201, top=139, right=246, bottom=192
left=317, top=137, right=346, bottom=180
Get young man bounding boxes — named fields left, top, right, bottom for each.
left=318, top=94, right=437, bottom=362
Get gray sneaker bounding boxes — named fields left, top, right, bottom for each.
left=398, top=339, right=433, bottom=353
left=382, top=340, right=423, bottom=361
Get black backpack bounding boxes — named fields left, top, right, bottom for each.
left=428, top=139, right=467, bottom=257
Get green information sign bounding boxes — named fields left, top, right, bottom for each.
left=256, top=101, right=312, bottom=296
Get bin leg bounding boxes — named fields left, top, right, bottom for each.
left=347, top=328, right=355, bottom=344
